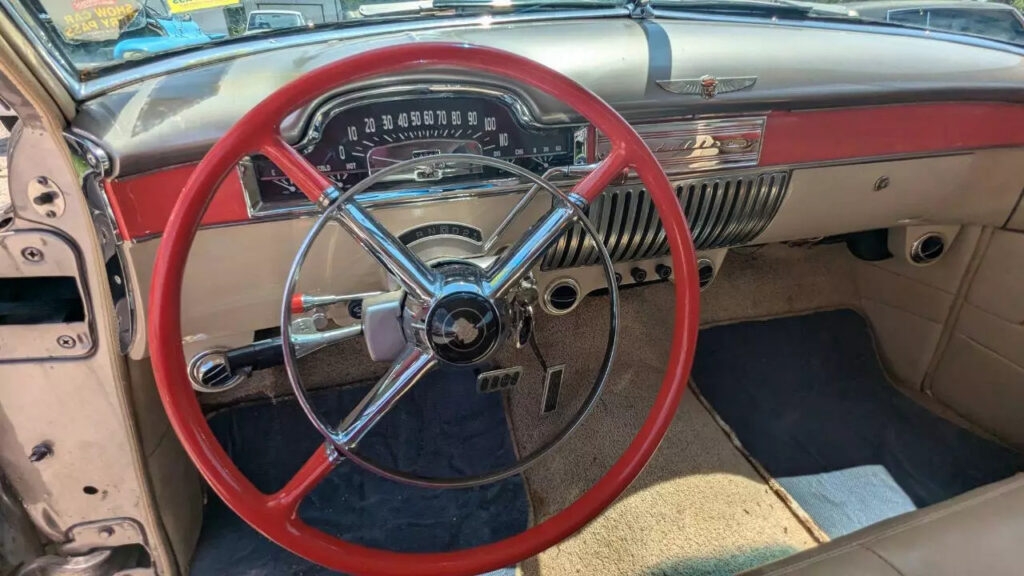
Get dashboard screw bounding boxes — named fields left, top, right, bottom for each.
left=21, top=246, right=43, bottom=262
left=873, top=176, right=890, bottom=191
left=29, top=443, right=53, bottom=463
left=57, top=335, right=76, bottom=349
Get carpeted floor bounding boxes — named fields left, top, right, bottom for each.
left=507, top=284, right=820, bottom=576
left=190, top=369, right=528, bottom=576
left=187, top=243, right=872, bottom=575
left=693, top=309, right=1024, bottom=539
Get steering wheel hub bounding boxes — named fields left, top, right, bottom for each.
left=426, top=292, right=501, bottom=365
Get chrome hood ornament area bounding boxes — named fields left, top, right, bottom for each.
left=658, top=75, right=758, bottom=99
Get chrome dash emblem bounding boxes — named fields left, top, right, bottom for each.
left=657, top=75, right=757, bottom=99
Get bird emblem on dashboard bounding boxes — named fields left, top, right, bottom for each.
left=657, top=75, right=758, bottom=99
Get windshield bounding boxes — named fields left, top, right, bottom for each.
left=12, top=0, right=1024, bottom=76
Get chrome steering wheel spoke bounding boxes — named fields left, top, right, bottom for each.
left=484, top=152, right=629, bottom=298
left=333, top=201, right=439, bottom=304
left=263, top=137, right=440, bottom=303
left=333, top=345, right=437, bottom=450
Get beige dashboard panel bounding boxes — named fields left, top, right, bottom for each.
left=757, top=150, right=1024, bottom=244
left=124, top=191, right=548, bottom=360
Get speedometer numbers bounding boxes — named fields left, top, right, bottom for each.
left=251, top=95, right=583, bottom=206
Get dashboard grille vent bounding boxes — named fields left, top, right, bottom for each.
left=542, top=171, right=789, bottom=269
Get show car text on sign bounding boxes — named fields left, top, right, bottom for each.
left=41, top=0, right=140, bottom=42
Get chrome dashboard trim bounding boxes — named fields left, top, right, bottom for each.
left=295, top=83, right=559, bottom=150
left=594, top=117, right=764, bottom=172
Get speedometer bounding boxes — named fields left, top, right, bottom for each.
left=247, top=93, right=582, bottom=208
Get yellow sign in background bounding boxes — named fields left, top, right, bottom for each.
left=168, top=0, right=240, bottom=14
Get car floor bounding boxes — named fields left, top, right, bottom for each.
left=188, top=243, right=1022, bottom=576
left=510, top=243, right=1021, bottom=575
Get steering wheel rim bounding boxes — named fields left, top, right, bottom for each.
left=149, top=42, right=700, bottom=576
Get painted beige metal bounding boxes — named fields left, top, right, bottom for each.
left=533, top=248, right=725, bottom=316
left=124, top=190, right=551, bottom=360
left=1008, top=195, right=1024, bottom=231
left=0, top=229, right=94, bottom=360
left=0, top=35, right=184, bottom=576
left=758, top=149, right=1024, bottom=245
left=929, top=228, right=1024, bottom=450
left=123, top=149, right=1024, bottom=368
left=855, top=226, right=982, bottom=387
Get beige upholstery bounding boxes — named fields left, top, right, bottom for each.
left=744, top=474, right=1024, bottom=576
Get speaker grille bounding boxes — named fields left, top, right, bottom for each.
left=542, top=171, right=789, bottom=269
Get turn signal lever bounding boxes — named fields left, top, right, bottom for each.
left=290, top=291, right=382, bottom=316
left=188, top=320, right=362, bottom=393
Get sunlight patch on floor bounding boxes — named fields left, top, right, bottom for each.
left=777, top=465, right=917, bottom=538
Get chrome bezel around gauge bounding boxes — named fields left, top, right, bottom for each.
left=239, top=83, right=588, bottom=219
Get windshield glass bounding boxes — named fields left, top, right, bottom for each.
left=13, top=0, right=1024, bottom=76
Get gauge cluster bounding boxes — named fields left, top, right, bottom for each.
left=243, top=91, right=585, bottom=212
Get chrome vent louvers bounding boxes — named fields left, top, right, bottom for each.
left=542, top=171, right=789, bottom=270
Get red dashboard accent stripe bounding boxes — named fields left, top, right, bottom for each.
left=761, top=102, right=1024, bottom=166
left=105, top=164, right=250, bottom=240
left=105, top=102, right=1024, bottom=241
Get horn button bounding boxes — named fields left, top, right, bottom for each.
left=426, top=292, right=501, bottom=365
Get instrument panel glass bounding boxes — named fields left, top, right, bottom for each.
left=250, top=94, right=581, bottom=207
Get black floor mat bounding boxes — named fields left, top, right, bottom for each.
left=190, top=368, right=527, bottom=575
left=694, top=309, right=1024, bottom=538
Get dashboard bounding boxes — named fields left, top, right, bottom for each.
left=72, top=17, right=1024, bottom=363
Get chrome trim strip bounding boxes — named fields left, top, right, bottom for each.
left=596, top=117, right=765, bottom=172
left=296, top=83, right=559, bottom=150
left=0, top=0, right=81, bottom=94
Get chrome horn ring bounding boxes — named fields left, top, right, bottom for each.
left=281, top=153, right=620, bottom=488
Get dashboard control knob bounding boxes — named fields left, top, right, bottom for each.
left=614, top=272, right=622, bottom=285
left=630, top=267, right=647, bottom=283
left=697, top=258, right=715, bottom=290
left=655, top=264, right=672, bottom=280
left=347, top=300, right=363, bottom=320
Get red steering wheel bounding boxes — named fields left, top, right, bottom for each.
left=149, top=43, right=699, bottom=576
